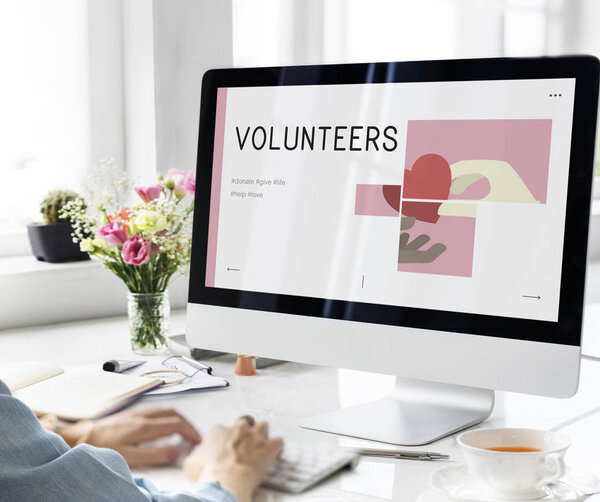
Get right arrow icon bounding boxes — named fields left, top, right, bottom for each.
left=522, top=295, right=541, bottom=300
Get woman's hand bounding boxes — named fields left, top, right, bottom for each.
left=61, top=408, right=201, bottom=467
left=183, top=417, right=283, bottom=502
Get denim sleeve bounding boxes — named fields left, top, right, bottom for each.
left=135, top=479, right=239, bottom=502
left=0, top=380, right=238, bottom=502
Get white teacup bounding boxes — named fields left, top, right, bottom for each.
left=457, top=428, right=570, bottom=500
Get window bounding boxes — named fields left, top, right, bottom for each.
left=324, top=0, right=460, bottom=63
left=232, top=0, right=291, bottom=67
left=0, top=0, right=91, bottom=230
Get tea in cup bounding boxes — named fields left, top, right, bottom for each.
left=457, top=428, right=570, bottom=500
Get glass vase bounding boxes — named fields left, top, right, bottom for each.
left=127, top=291, right=170, bottom=354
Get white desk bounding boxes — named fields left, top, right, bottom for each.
left=1, top=310, right=600, bottom=501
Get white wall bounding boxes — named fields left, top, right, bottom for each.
left=122, top=0, right=157, bottom=182
left=123, top=0, right=234, bottom=181
left=547, top=0, right=600, bottom=55
left=89, top=0, right=126, bottom=171
left=153, top=0, right=233, bottom=175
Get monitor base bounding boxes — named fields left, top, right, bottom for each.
left=300, top=377, right=494, bottom=446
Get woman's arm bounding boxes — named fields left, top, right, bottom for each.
left=0, top=380, right=238, bottom=502
left=40, top=407, right=202, bottom=467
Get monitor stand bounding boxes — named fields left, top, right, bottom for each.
left=300, top=377, right=494, bottom=446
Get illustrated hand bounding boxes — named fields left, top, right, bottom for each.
left=398, top=216, right=447, bottom=264
left=183, top=416, right=283, bottom=502
left=62, top=408, right=201, bottom=467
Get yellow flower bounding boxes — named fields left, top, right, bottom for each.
left=134, top=210, right=167, bottom=233
left=80, top=238, right=94, bottom=252
left=92, top=238, right=106, bottom=250
left=80, top=238, right=107, bottom=253
left=129, top=220, right=140, bottom=235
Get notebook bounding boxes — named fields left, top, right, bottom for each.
left=0, top=361, right=161, bottom=420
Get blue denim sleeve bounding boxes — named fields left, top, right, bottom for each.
left=0, top=380, right=238, bottom=502
left=135, top=478, right=239, bottom=502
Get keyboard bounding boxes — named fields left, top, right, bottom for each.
left=261, top=443, right=360, bottom=493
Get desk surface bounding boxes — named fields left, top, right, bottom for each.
left=1, top=311, right=600, bottom=501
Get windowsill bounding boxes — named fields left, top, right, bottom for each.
left=0, top=256, right=188, bottom=330
left=0, top=228, right=31, bottom=258
left=0, top=255, right=98, bottom=276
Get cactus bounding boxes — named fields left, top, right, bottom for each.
left=40, top=190, right=84, bottom=224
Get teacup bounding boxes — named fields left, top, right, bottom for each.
left=457, top=428, right=570, bottom=500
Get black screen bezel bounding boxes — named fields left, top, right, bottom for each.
left=189, top=56, right=599, bottom=347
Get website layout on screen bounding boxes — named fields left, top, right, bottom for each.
left=205, top=78, right=575, bottom=322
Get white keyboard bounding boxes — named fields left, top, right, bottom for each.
left=262, top=443, right=360, bottom=493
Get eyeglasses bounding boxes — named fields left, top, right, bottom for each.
left=161, top=355, right=207, bottom=378
left=139, top=355, right=208, bottom=387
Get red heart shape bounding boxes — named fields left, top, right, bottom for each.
left=402, top=154, right=451, bottom=223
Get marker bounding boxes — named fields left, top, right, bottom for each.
left=103, top=359, right=145, bottom=373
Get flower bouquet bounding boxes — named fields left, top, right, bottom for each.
left=62, top=159, right=196, bottom=353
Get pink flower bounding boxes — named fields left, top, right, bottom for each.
left=98, top=221, right=127, bottom=244
left=167, top=168, right=195, bottom=196
left=167, top=168, right=185, bottom=179
left=181, top=171, right=195, bottom=194
left=121, top=235, right=151, bottom=265
left=135, top=184, right=163, bottom=203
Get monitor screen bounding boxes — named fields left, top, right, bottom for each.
left=189, top=58, right=598, bottom=350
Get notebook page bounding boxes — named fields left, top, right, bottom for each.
left=0, top=361, right=64, bottom=392
left=15, top=369, right=160, bottom=420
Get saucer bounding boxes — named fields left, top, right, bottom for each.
left=422, top=464, right=600, bottom=502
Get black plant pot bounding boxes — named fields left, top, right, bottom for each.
left=27, top=222, right=90, bottom=263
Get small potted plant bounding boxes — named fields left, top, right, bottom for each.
left=27, top=189, right=90, bottom=263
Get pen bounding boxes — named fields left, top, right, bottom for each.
left=359, top=447, right=450, bottom=461
left=102, top=359, right=145, bottom=373
left=180, top=355, right=212, bottom=374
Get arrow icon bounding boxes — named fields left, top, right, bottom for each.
left=227, top=267, right=240, bottom=272
left=522, top=295, right=541, bottom=300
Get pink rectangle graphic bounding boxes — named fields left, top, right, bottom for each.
left=398, top=213, right=476, bottom=277
left=355, top=184, right=401, bottom=217
left=405, top=119, right=552, bottom=204
left=205, top=88, right=228, bottom=287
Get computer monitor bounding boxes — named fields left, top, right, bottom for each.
left=187, top=56, right=599, bottom=446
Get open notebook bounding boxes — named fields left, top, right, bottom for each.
left=0, top=361, right=161, bottom=420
